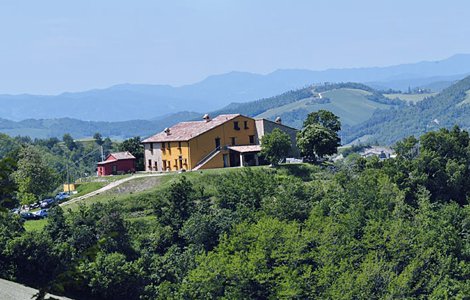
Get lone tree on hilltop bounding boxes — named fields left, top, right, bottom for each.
left=261, top=128, right=292, bottom=166
left=303, top=109, right=341, bottom=132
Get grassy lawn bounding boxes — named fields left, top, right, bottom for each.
left=72, top=181, right=107, bottom=197
left=64, top=175, right=174, bottom=211
left=23, top=219, right=48, bottom=232
left=70, top=174, right=134, bottom=198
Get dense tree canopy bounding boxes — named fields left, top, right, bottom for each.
left=0, top=127, right=470, bottom=299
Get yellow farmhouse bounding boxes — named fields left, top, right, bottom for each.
left=142, top=114, right=298, bottom=172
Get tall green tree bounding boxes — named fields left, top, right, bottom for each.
left=118, top=136, right=144, bottom=171
left=13, top=146, right=57, bottom=204
left=297, top=110, right=341, bottom=162
left=0, top=157, right=17, bottom=209
left=62, top=133, right=77, bottom=151
left=93, top=132, right=104, bottom=146
left=297, top=123, right=340, bottom=161
left=260, top=128, right=292, bottom=165
left=303, top=109, right=341, bottom=132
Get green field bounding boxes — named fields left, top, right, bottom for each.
left=383, top=93, right=436, bottom=103
left=23, top=219, right=48, bottom=232
left=257, top=88, right=393, bottom=127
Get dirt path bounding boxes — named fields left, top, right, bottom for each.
left=60, top=173, right=166, bottom=207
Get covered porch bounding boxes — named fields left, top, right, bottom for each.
left=227, top=145, right=261, bottom=167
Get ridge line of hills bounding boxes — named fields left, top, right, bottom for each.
left=4, top=76, right=470, bottom=146
left=1, top=54, right=470, bottom=122
left=0, top=82, right=400, bottom=140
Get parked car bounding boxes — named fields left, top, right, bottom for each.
left=55, top=192, right=70, bottom=201
left=30, top=202, right=40, bottom=209
left=10, top=208, right=20, bottom=214
left=33, top=209, right=49, bottom=218
left=40, top=198, right=56, bottom=208
left=20, top=212, right=41, bottom=220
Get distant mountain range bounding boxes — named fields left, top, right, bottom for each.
left=0, top=83, right=423, bottom=140
left=2, top=75, right=470, bottom=145
left=0, top=112, right=200, bottom=140
left=2, top=54, right=470, bottom=122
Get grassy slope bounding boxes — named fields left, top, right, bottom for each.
left=27, top=165, right=320, bottom=232
left=23, top=219, right=48, bottom=232
left=64, top=168, right=248, bottom=211
left=257, top=88, right=392, bottom=127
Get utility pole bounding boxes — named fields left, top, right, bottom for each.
left=66, top=160, right=70, bottom=192
left=101, top=145, right=104, bottom=162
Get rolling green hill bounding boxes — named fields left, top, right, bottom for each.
left=215, top=82, right=405, bottom=129
left=343, top=75, right=470, bottom=145
left=257, top=88, right=394, bottom=128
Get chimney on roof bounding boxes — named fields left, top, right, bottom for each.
left=275, top=117, right=282, bottom=124
left=164, top=128, right=171, bottom=135
left=203, top=114, right=211, bottom=122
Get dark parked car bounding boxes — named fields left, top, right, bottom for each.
left=20, top=212, right=41, bottom=220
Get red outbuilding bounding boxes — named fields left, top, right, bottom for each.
left=97, top=152, right=136, bottom=176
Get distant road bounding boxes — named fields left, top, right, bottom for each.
left=0, top=279, right=73, bottom=300
left=60, top=173, right=166, bottom=207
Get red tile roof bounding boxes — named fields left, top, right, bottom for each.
left=97, top=151, right=135, bottom=165
left=142, top=114, right=241, bottom=143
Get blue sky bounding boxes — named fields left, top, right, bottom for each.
left=1, top=0, right=469, bottom=94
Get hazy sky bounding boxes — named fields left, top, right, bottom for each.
left=1, top=0, right=469, bottom=94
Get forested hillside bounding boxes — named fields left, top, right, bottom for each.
left=0, top=133, right=116, bottom=192
left=0, top=127, right=469, bottom=299
left=344, top=75, right=470, bottom=144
